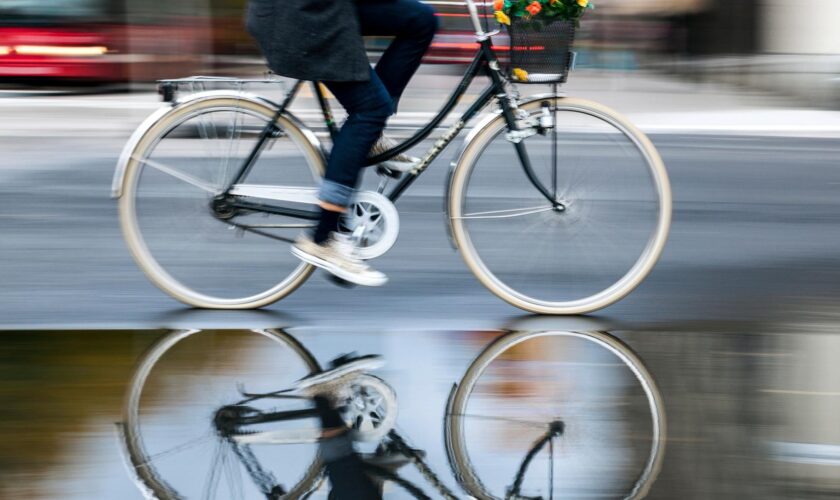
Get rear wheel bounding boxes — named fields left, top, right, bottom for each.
left=449, top=97, right=671, bottom=315
left=120, top=329, right=323, bottom=499
left=118, top=94, right=324, bottom=309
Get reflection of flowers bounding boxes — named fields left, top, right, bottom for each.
left=494, top=0, right=593, bottom=25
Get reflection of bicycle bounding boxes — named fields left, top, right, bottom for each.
left=111, top=0, right=671, bottom=315
left=119, top=328, right=666, bottom=499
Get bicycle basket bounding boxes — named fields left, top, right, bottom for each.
left=505, top=18, right=576, bottom=84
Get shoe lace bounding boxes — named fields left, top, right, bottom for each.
left=330, top=234, right=366, bottom=267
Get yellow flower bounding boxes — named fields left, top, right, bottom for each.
left=512, top=67, right=529, bottom=81
left=577, top=0, right=589, bottom=7
left=494, top=10, right=511, bottom=25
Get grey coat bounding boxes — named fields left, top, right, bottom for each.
left=245, top=0, right=370, bottom=82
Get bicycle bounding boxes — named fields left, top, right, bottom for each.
left=111, top=0, right=671, bottom=314
left=117, top=328, right=667, bottom=499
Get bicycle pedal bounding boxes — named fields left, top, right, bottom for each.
left=325, top=272, right=357, bottom=289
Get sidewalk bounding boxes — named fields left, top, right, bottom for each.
left=2, top=70, right=840, bottom=138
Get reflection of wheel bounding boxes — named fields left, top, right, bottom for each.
left=121, top=329, right=323, bottom=499
left=449, top=97, right=671, bottom=314
left=118, top=93, right=324, bottom=309
left=445, top=330, right=666, bottom=500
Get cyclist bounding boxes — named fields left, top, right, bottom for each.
left=246, top=0, right=439, bottom=286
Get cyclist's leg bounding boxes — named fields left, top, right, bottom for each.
left=291, top=68, right=391, bottom=286
left=356, top=0, right=438, bottom=111
left=319, top=69, right=393, bottom=212
left=315, top=396, right=382, bottom=499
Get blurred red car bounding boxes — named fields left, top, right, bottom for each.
left=0, top=0, right=491, bottom=84
left=0, top=0, right=209, bottom=83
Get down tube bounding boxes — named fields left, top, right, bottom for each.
left=386, top=83, right=499, bottom=202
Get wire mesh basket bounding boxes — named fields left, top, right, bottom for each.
left=505, top=18, right=576, bottom=84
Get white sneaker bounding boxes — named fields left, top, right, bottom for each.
left=293, top=354, right=385, bottom=395
left=369, top=134, right=420, bottom=173
left=291, top=233, right=388, bottom=287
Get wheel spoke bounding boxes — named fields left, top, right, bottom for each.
left=133, top=155, right=220, bottom=194
left=454, top=205, right=554, bottom=220
left=448, top=412, right=548, bottom=429
left=134, top=432, right=215, bottom=467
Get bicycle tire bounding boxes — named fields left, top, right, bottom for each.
left=448, top=96, right=671, bottom=315
left=117, top=93, right=324, bottom=309
left=121, top=328, right=323, bottom=499
left=444, top=329, right=667, bottom=500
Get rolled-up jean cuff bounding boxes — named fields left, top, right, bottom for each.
left=319, top=180, right=354, bottom=207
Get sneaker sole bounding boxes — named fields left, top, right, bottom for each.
left=291, top=246, right=388, bottom=287
left=294, top=357, right=386, bottom=392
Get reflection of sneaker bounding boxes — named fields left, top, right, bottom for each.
left=295, top=354, right=384, bottom=393
left=291, top=233, right=387, bottom=287
left=369, top=134, right=420, bottom=174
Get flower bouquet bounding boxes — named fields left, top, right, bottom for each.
left=492, top=0, right=592, bottom=83
left=493, top=0, right=593, bottom=29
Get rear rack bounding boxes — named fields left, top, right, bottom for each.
left=156, top=75, right=287, bottom=103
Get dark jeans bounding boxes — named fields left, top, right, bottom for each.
left=321, top=433, right=382, bottom=500
left=318, top=0, right=438, bottom=207
left=316, top=395, right=382, bottom=500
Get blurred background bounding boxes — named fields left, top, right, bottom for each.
left=2, top=1, right=840, bottom=499
left=1, top=0, right=838, bottom=105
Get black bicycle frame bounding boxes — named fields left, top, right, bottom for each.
left=223, top=36, right=556, bottom=220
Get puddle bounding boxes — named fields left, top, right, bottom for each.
left=0, top=323, right=838, bottom=499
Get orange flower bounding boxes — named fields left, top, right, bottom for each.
left=493, top=0, right=504, bottom=11
left=577, top=0, right=589, bottom=6
left=526, top=1, right=542, bottom=16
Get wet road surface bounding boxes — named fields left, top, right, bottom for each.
left=2, top=321, right=840, bottom=499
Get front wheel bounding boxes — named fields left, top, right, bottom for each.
left=445, top=330, right=667, bottom=500
left=448, top=97, right=671, bottom=315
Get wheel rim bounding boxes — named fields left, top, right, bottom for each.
left=450, top=98, right=671, bottom=314
left=446, top=330, right=666, bottom=500
left=120, top=98, right=322, bottom=308
left=121, top=329, right=323, bottom=499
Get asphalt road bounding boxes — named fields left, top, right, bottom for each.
left=2, top=131, right=840, bottom=329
